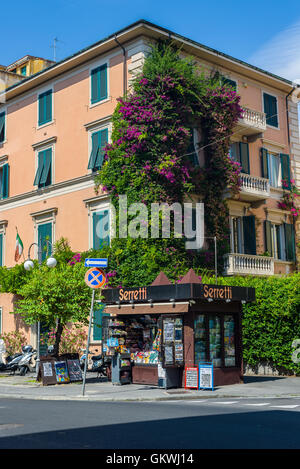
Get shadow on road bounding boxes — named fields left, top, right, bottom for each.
left=0, top=409, right=299, bottom=449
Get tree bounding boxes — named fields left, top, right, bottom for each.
left=11, top=241, right=94, bottom=356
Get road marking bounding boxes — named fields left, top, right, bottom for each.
left=212, top=401, right=239, bottom=405
left=270, top=405, right=300, bottom=409
left=244, top=403, right=270, bottom=406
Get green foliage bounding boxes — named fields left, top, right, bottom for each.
left=208, top=274, right=300, bottom=374
left=16, top=261, right=92, bottom=328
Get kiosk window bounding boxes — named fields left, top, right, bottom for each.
left=194, top=313, right=237, bottom=367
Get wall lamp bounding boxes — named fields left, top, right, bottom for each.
left=129, top=300, right=135, bottom=309
left=207, top=298, right=213, bottom=303
left=148, top=299, right=154, bottom=308
left=169, top=298, right=176, bottom=308
left=226, top=299, right=231, bottom=303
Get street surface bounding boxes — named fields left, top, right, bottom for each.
left=1, top=397, right=300, bottom=449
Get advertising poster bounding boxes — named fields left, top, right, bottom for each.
left=67, top=359, right=83, bottom=382
left=54, top=361, right=70, bottom=384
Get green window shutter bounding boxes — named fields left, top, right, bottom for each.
left=280, top=153, right=291, bottom=189
left=1, top=163, right=9, bottom=199
left=261, top=148, right=269, bottom=179
left=88, top=131, right=100, bottom=170
left=0, top=233, right=3, bottom=267
left=284, top=223, right=296, bottom=261
left=93, top=304, right=106, bottom=341
left=239, top=142, right=250, bottom=174
left=95, top=128, right=108, bottom=169
left=263, top=93, right=278, bottom=128
left=38, top=222, right=52, bottom=262
left=39, top=148, right=52, bottom=187
left=91, top=64, right=107, bottom=104
left=0, top=112, right=5, bottom=142
left=242, top=215, right=256, bottom=255
left=34, top=151, right=45, bottom=186
left=264, top=220, right=273, bottom=256
left=38, top=90, right=52, bottom=126
left=93, top=210, right=110, bottom=250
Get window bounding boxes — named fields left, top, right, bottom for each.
left=88, top=128, right=108, bottom=172
left=231, top=215, right=256, bottom=255
left=21, top=66, right=27, bottom=76
left=0, top=163, right=9, bottom=199
left=92, top=210, right=110, bottom=249
left=261, top=148, right=290, bottom=188
left=34, top=148, right=52, bottom=188
left=265, top=221, right=295, bottom=261
left=186, top=129, right=199, bottom=166
left=91, top=64, right=107, bottom=105
left=263, top=92, right=278, bottom=128
left=221, top=76, right=237, bottom=91
left=37, top=222, right=52, bottom=262
left=0, top=112, right=5, bottom=143
left=230, top=142, right=250, bottom=174
left=38, top=89, right=52, bottom=126
left=194, top=313, right=237, bottom=367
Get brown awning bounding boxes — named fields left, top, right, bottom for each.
left=105, top=302, right=189, bottom=316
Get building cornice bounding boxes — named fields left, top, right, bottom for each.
left=1, top=20, right=296, bottom=105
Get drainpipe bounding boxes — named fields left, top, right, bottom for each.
left=285, top=85, right=300, bottom=272
left=114, top=34, right=127, bottom=97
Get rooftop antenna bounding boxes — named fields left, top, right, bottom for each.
left=50, top=37, right=64, bottom=62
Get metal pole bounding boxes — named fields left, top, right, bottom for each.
left=82, top=289, right=96, bottom=396
left=36, top=241, right=42, bottom=378
left=214, top=236, right=218, bottom=284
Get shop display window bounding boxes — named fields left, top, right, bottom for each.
left=108, top=315, right=161, bottom=365
left=194, top=313, right=237, bottom=367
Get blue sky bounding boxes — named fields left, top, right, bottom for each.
left=1, top=0, right=300, bottom=82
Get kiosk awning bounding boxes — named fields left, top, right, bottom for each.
left=105, top=301, right=190, bottom=315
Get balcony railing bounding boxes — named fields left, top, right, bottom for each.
left=239, top=173, right=270, bottom=201
left=234, top=107, right=266, bottom=136
left=223, top=253, right=274, bottom=276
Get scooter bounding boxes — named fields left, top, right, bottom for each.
left=17, top=346, right=37, bottom=376
left=0, top=348, right=25, bottom=375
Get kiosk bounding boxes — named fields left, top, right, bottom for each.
left=102, top=269, right=255, bottom=387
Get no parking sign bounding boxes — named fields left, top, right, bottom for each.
left=84, top=267, right=106, bottom=289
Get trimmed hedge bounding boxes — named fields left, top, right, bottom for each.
left=208, top=274, right=300, bottom=375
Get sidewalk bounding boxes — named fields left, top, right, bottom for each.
left=1, top=372, right=300, bottom=401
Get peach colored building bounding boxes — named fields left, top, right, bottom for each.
left=0, top=20, right=299, bottom=349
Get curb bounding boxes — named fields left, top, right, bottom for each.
left=1, top=391, right=300, bottom=402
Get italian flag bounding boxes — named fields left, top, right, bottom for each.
left=15, top=232, right=23, bottom=262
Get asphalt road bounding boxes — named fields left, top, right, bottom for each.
left=1, top=397, right=300, bottom=450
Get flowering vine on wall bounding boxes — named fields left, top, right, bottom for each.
left=94, top=41, right=243, bottom=287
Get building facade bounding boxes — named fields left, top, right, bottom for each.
left=0, top=20, right=299, bottom=346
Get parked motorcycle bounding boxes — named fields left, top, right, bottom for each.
left=80, top=349, right=111, bottom=378
left=17, top=346, right=37, bottom=376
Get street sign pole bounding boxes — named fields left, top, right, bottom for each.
left=82, top=288, right=96, bottom=397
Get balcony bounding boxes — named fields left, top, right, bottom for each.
left=239, top=173, right=270, bottom=201
left=234, top=107, right=266, bottom=137
left=223, top=253, right=274, bottom=276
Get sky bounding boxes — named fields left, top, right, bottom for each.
left=1, top=0, right=300, bottom=83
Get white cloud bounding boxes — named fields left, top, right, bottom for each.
left=248, top=19, right=300, bottom=83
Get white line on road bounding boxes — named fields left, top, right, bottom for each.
left=270, top=405, right=300, bottom=409
left=211, top=401, right=239, bottom=405
left=244, top=403, right=270, bottom=406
